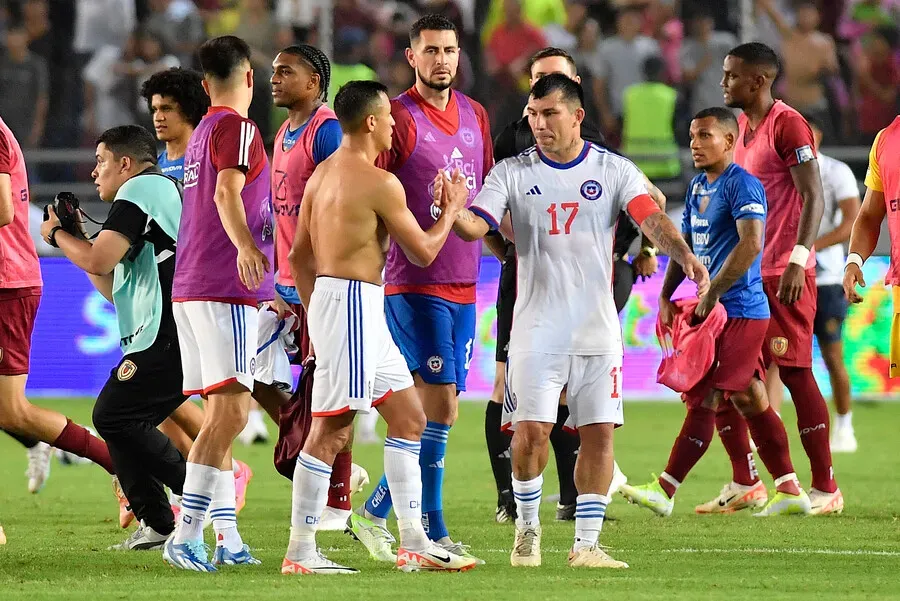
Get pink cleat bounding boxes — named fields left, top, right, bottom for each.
left=234, top=460, right=253, bottom=514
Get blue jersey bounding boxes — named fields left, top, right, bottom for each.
left=682, top=162, right=769, bottom=319
left=157, top=150, right=184, bottom=181
left=281, top=118, right=342, bottom=162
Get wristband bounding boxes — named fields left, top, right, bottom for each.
left=47, top=226, right=63, bottom=248
left=788, top=245, right=810, bottom=267
left=845, top=252, right=864, bottom=270
left=640, top=246, right=658, bottom=258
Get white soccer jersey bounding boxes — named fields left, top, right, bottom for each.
left=816, top=153, right=860, bottom=287
left=472, top=142, right=649, bottom=355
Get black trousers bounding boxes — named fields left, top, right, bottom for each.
left=92, top=334, right=187, bottom=534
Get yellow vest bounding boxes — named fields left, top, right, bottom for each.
left=622, top=82, right=681, bottom=180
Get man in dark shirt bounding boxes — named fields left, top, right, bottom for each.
left=484, top=48, right=666, bottom=524
left=0, top=22, right=49, bottom=147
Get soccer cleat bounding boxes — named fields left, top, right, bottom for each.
left=396, top=543, right=478, bottom=572
left=350, top=463, right=370, bottom=496
left=234, top=460, right=253, bottom=514
left=608, top=461, right=628, bottom=496
left=26, top=442, right=52, bottom=494
left=808, top=488, right=844, bottom=515
left=318, top=506, right=352, bottom=531
left=753, top=490, right=812, bottom=516
left=111, top=476, right=135, bottom=528
left=619, top=478, right=674, bottom=517
left=346, top=512, right=396, bottom=562
left=568, top=545, right=629, bottom=568
left=510, top=525, right=541, bottom=567
left=163, top=537, right=217, bottom=572
left=109, top=520, right=170, bottom=551
left=281, top=552, right=359, bottom=575
left=0, top=525, right=6, bottom=545
left=496, top=490, right=517, bottom=524
left=556, top=503, right=576, bottom=521
left=213, top=544, right=262, bottom=565
left=830, top=428, right=858, bottom=454
left=694, top=480, right=767, bottom=514
left=436, top=538, right=484, bottom=565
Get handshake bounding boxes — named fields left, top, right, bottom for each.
left=42, top=192, right=87, bottom=246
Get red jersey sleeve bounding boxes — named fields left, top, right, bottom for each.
left=0, top=129, right=14, bottom=174
left=773, top=111, right=817, bottom=168
left=210, top=114, right=267, bottom=182
left=377, top=99, right=415, bottom=172
left=471, top=99, right=494, bottom=180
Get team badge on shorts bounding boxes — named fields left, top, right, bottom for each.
left=580, top=180, right=602, bottom=201
left=771, top=337, right=789, bottom=357
left=427, top=355, right=444, bottom=373
left=116, top=360, right=137, bottom=381
left=249, top=357, right=256, bottom=376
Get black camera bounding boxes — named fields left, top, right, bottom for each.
left=43, top=192, right=83, bottom=238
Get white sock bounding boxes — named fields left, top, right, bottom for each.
left=835, top=412, right=853, bottom=431
left=660, top=472, right=681, bottom=497
left=384, top=437, right=428, bottom=551
left=209, top=470, right=243, bottom=552
left=573, top=493, right=609, bottom=551
left=513, top=475, right=543, bottom=528
left=287, top=452, right=331, bottom=560
left=175, top=462, right=219, bottom=544
left=360, top=410, right=379, bottom=436
left=249, top=409, right=266, bottom=431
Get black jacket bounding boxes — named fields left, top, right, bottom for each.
left=490, top=116, right=641, bottom=258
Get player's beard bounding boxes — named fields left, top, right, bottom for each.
left=418, top=66, right=454, bottom=92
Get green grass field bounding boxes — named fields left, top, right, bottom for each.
left=1, top=399, right=898, bottom=600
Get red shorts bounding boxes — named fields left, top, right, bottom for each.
left=762, top=272, right=817, bottom=368
left=0, top=287, right=41, bottom=376
left=684, top=317, right=768, bottom=408
left=289, top=302, right=311, bottom=361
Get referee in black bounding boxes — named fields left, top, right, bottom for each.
left=484, top=48, right=666, bottom=523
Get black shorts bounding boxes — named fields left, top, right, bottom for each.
left=613, top=258, right=636, bottom=314
left=813, top=284, right=848, bottom=346
left=96, top=335, right=187, bottom=427
left=495, top=253, right=517, bottom=363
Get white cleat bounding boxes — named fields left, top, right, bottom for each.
left=282, top=551, right=359, bottom=575
left=510, top=525, right=541, bottom=567
left=808, top=488, right=844, bottom=515
left=830, top=428, right=857, bottom=454
left=694, top=480, right=767, bottom=514
left=318, top=507, right=352, bottom=531
left=608, top=461, right=628, bottom=497
left=109, top=520, right=170, bottom=551
left=396, top=542, right=478, bottom=572
left=568, top=545, right=629, bottom=568
left=26, top=442, right=52, bottom=494
left=350, top=463, right=369, bottom=496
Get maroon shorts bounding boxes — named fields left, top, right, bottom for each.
left=684, top=317, right=769, bottom=408
left=289, top=302, right=311, bottom=361
left=762, top=272, right=817, bottom=368
left=0, top=287, right=41, bottom=376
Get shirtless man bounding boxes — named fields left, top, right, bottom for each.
left=280, top=80, right=476, bottom=575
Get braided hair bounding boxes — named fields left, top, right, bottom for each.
left=281, top=44, right=332, bottom=103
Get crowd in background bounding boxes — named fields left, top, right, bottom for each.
left=1, top=0, right=899, bottom=177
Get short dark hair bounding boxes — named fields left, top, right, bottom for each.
left=530, top=72, right=584, bottom=109
left=409, top=14, right=458, bottom=45
left=528, top=47, right=577, bottom=76
left=280, top=44, right=332, bottom=102
left=727, top=42, right=780, bottom=75
left=198, top=35, right=251, bottom=81
left=692, top=106, right=739, bottom=133
left=96, top=125, right=158, bottom=165
left=139, top=67, right=209, bottom=128
left=333, top=80, right=389, bottom=131
left=643, top=56, right=665, bottom=81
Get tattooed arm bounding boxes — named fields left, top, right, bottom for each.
left=640, top=211, right=709, bottom=295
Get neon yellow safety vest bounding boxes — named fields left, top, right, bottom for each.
left=622, top=82, right=681, bottom=180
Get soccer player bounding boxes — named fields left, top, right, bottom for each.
left=444, top=74, right=708, bottom=568
left=619, top=108, right=812, bottom=518
left=844, top=116, right=900, bottom=372
left=714, top=42, right=842, bottom=515
left=486, top=47, right=660, bottom=522
left=270, top=44, right=359, bottom=530
left=282, top=80, right=475, bottom=574
left=40, top=124, right=190, bottom=549
left=0, top=113, right=118, bottom=493
left=353, top=14, right=492, bottom=562
left=766, top=115, right=860, bottom=453
left=164, top=36, right=269, bottom=571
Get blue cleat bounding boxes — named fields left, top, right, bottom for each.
left=213, top=544, right=262, bottom=566
left=163, top=537, right=217, bottom=572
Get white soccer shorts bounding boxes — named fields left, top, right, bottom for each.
left=174, top=301, right=258, bottom=396
left=307, top=276, right=413, bottom=416
left=503, top=352, right=624, bottom=431
left=254, top=307, right=299, bottom=392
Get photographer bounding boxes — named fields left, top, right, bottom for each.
left=41, top=125, right=186, bottom=550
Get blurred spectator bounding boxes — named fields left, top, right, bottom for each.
left=385, top=51, right=417, bottom=98
left=22, top=0, right=51, bottom=63
left=328, top=27, right=378, bottom=104
left=276, top=0, right=324, bottom=41
left=841, top=0, right=899, bottom=41
left=200, top=0, right=242, bottom=37
left=82, top=31, right=142, bottom=139
left=752, top=0, right=794, bottom=52
left=621, top=56, right=680, bottom=181
left=757, top=0, right=839, bottom=138
left=133, top=32, right=180, bottom=122
left=0, top=21, right=48, bottom=148
left=334, top=0, right=378, bottom=34
left=647, top=0, right=683, bottom=84
left=588, top=5, right=661, bottom=139
left=481, top=0, right=566, bottom=44
left=418, top=0, right=466, bottom=35
left=143, top=0, right=205, bottom=68
left=680, top=14, right=736, bottom=117
left=73, top=0, right=136, bottom=59
left=854, top=26, right=900, bottom=143
left=543, top=0, right=588, bottom=51
left=485, top=0, right=548, bottom=88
